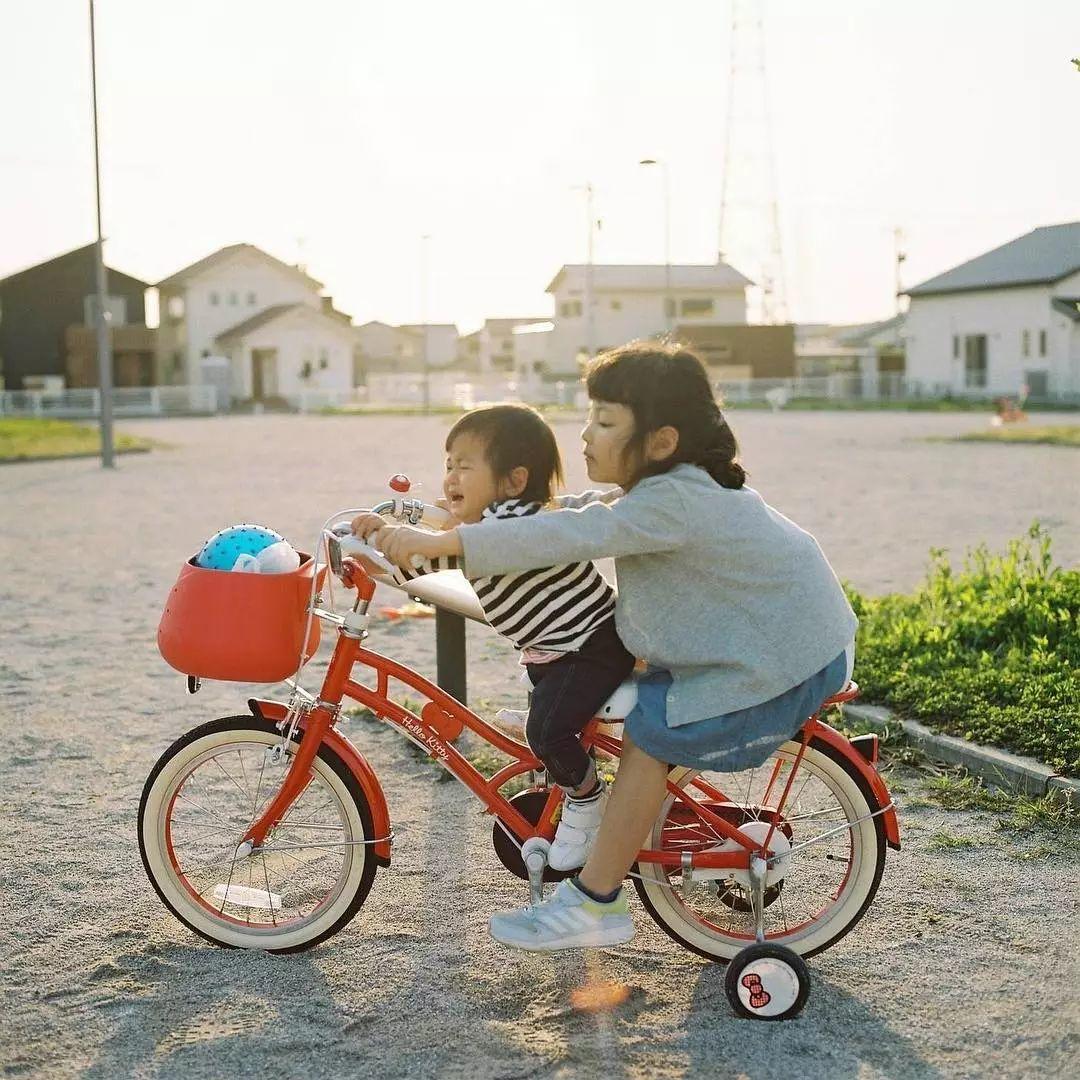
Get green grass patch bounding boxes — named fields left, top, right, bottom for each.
left=726, top=398, right=1080, bottom=413
left=847, top=525, right=1080, bottom=776
left=925, top=830, right=981, bottom=851
left=0, top=418, right=153, bottom=462
left=954, top=425, right=1080, bottom=447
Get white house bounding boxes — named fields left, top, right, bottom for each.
left=214, top=302, right=357, bottom=403
left=511, top=321, right=556, bottom=396
left=395, top=324, right=460, bottom=369
left=156, top=244, right=327, bottom=389
left=544, top=262, right=752, bottom=374
left=903, top=222, right=1080, bottom=400
left=354, top=321, right=421, bottom=375
left=478, top=317, right=552, bottom=374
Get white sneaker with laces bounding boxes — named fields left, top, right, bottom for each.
left=548, top=784, right=606, bottom=871
left=489, top=879, right=634, bottom=951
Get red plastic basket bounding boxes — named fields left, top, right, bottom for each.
left=157, top=553, right=327, bottom=683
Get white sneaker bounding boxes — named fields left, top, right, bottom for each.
left=489, top=879, right=634, bottom=952
left=493, top=708, right=528, bottom=737
left=548, top=785, right=606, bottom=871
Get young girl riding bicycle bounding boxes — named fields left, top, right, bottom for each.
left=365, top=342, right=858, bottom=953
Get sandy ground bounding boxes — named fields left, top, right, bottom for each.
left=1, top=411, right=1078, bottom=1079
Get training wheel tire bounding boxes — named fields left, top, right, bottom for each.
left=724, top=943, right=810, bottom=1021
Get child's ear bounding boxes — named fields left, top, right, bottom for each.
left=503, top=465, right=529, bottom=498
left=645, top=425, right=679, bottom=463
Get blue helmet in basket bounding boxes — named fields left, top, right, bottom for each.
left=195, top=524, right=286, bottom=571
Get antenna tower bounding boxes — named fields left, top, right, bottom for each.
left=718, top=0, right=787, bottom=324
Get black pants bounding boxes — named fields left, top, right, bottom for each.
left=525, top=618, right=636, bottom=789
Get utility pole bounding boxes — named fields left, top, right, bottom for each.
left=894, top=226, right=907, bottom=315
left=88, top=0, right=114, bottom=467
left=420, top=233, right=430, bottom=412
left=573, top=184, right=596, bottom=363
left=639, top=159, right=672, bottom=331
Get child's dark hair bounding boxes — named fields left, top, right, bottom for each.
left=585, top=342, right=746, bottom=489
left=445, top=404, right=564, bottom=503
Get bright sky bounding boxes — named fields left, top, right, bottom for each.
left=2, top=0, right=1078, bottom=331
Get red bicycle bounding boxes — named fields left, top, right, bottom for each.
left=139, top=487, right=900, bottom=1021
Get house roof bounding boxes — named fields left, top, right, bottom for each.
left=0, top=242, right=149, bottom=290
left=832, top=314, right=906, bottom=347
left=1051, top=297, right=1080, bottom=322
left=396, top=323, right=459, bottom=335
left=157, top=243, right=323, bottom=291
left=545, top=262, right=753, bottom=294
left=484, top=317, right=551, bottom=333
left=906, top=222, right=1080, bottom=297
left=215, top=303, right=352, bottom=346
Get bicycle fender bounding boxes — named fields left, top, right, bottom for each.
left=812, top=722, right=901, bottom=850
left=248, top=698, right=392, bottom=865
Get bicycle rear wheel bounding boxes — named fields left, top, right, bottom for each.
left=138, top=715, right=379, bottom=952
left=633, top=737, right=886, bottom=961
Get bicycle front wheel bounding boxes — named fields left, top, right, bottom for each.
left=633, top=737, right=887, bottom=961
left=138, top=716, right=379, bottom=952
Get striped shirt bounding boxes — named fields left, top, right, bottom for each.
left=391, top=497, right=616, bottom=654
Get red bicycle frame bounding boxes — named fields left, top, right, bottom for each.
left=240, top=570, right=899, bottom=878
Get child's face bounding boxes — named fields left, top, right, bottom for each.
left=582, top=401, right=639, bottom=487
left=443, top=433, right=504, bottom=523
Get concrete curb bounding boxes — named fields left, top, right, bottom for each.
left=0, top=446, right=152, bottom=466
left=842, top=702, right=1078, bottom=809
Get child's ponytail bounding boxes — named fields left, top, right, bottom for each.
left=585, top=343, right=747, bottom=490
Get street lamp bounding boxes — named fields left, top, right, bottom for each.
left=639, top=158, right=672, bottom=332
left=89, top=0, right=114, bottom=467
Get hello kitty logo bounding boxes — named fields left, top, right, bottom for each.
left=741, top=972, right=771, bottom=1009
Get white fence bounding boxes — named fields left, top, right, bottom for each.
left=716, top=373, right=1080, bottom=407
left=291, top=377, right=583, bottom=413
left=0, top=385, right=218, bottom=418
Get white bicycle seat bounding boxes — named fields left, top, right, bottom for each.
left=597, top=679, right=638, bottom=721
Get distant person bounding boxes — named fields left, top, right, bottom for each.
left=370, top=343, right=858, bottom=952
left=349, top=404, right=632, bottom=871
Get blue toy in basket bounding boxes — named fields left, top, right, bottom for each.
left=195, top=524, right=286, bottom=571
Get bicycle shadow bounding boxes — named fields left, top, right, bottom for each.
left=680, top=960, right=943, bottom=1080
left=78, top=940, right=351, bottom=1079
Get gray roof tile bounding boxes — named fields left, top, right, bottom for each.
left=907, top=222, right=1080, bottom=296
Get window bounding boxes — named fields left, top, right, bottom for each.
left=247, top=291, right=257, bottom=306
left=952, top=335, right=959, bottom=359
left=681, top=298, right=714, bottom=317
left=83, top=295, right=127, bottom=326
left=1039, top=330, right=1047, bottom=357
left=319, top=347, right=330, bottom=370
left=1021, top=329, right=1030, bottom=357
left=610, top=298, right=622, bottom=311
left=963, top=335, right=987, bottom=389
left=560, top=300, right=583, bottom=317
left=228, top=291, right=238, bottom=305
left=1024, top=369, right=1048, bottom=399
left=209, top=291, right=219, bottom=306
left=664, top=298, right=676, bottom=318
left=166, top=295, right=185, bottom=320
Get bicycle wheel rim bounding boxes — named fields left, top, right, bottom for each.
left=634, top=740, right=883, bottom=959
left=141, top=725, right=370, bottom=950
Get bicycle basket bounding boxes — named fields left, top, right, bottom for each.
left=157, top=553, right=327, bottom=683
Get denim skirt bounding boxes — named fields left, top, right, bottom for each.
left=623, top=649, right=850, bottom=773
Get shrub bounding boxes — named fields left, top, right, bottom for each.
left=847, top=524, right=1080, bottom=776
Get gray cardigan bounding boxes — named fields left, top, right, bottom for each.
left=458, top=463, right=857, bottom=727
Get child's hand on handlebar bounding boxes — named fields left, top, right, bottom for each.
left=371, top=524, right=461, bottom=567
left=350, top=512, right=386, bottom=540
